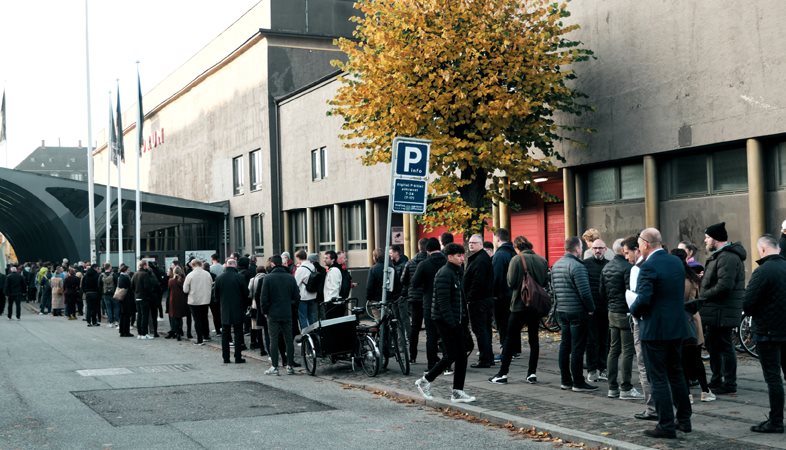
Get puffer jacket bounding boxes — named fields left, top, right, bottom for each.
left=742, top=254, right=786, bottom=338
left=411, top=251, right=447, bottom=319
left=431, top=261, right=465, bottom=327
left=699, top=242, right=747, bottom=328
left=600, top=254, right=632, bottom=314
left=552, top=253, right=594, bottom=314
left=583, top=256, right=609, bottom=309
left=401, top=251, right=427, bottom=303
left=463, top=249, right=493, bottom=302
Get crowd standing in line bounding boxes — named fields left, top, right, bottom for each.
left=4, top=219, right=786, bottom=438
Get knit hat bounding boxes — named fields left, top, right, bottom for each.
left=704, top=222, right=728, bottom=242
left=307, top=253, right=319, bottom=263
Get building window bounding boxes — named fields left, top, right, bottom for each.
left=342, top=202, right=367, bottom=250
left=668, top=148, right=747, bottom=197
left=311, top=147, right=327, bottom=181
left=234, top=216, right=245, bottom=254
left=249, top=149, right=262, bottom=191
left=586, top=163, right=644, bottom=204
left=70, top=173, right=83, bottom=181
left=290, top=210, right=308, bottom=252
left=251, top=214, right=264, bottom=255
left=233, top=156, right=244, bottom=195
left=314, top=206, right=335, bottom=252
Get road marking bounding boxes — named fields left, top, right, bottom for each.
left=76, top=364, right=194, bottom=377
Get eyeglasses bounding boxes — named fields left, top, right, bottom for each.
left=591, top=246, right=606, bottom=250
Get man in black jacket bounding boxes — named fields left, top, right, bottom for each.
left=261, top=255, right=300, bottom=375
left=215, top=258, right=249, bottom=364
left=492, top=228, right=518, bottom=358
left=743, top=234, right=786, bottom=434
left=401, top=238, right=428, bottom=364
left=584, top=239, right=610, bottom=383
left=411, top=238, right=446, bottom=370
left=81, top=263, right=101, bottom=326
left=416, top=243, right=476, bottom=403
left=464, top=233, right=495, bottom=368
left=4, top=266, right=25, bottom=320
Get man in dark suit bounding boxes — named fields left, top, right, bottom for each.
left=629, top=228, right=693, bottom=439
left=215, top=258, right=248, bottom=364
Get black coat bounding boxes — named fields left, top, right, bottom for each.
left=401, top=251, right=427, bottom=303
left=411, top=251, right=447, bottom=319
left=699, top=242, right=747, bottom=327
left=432, top=262, right=465, bottom=327
left=583, top=256, right=609, bottom=309
left=117, top=272, right=136, bottom=314
left=260, top=266, right=300, bottom=321
left=215, top=267, right=248, bottom=325
left=4, top=272, right=26, bottom=296
left=463, top=249, right=493, bottom=302
left=366, top=262, right=384, bottom=303
left=81, top=268, right=100, bottom=294
left=492, top=243, right=515, bottom=300
left=742, top=254, right=786, bottom=339
left=131, top=270, right=153, bottom=301
left=600, top=255, right=632, bottom=314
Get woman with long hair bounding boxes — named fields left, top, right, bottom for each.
left=671, top=248, right=715, bottom=403
left=167, top=266, right=188, bottom=341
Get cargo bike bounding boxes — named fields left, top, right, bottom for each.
left=299, top=297, right=382, bottom=377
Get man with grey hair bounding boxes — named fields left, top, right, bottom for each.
left=600, top=238, right=641, bottom=400
left=743, top=234, right=786, bottom=433
left=464, top=233, right=495, bottom=368
left=584, top=238, right=609, bottom=382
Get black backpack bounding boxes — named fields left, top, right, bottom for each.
left=339, top=268, right=352, bottom=299
left=305, top=267, right=325, bottom=294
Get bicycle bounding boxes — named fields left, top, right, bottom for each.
left=539, top=270, right=560, bottom=332
left=736, top=313, right=757, bottom=358
left=365, top=298, right=411, bottom=375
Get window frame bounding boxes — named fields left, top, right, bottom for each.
left=342, top=202, right=367, bottom=250
left=311, top=146, right=328, bottom=181
left=314, top=206, right=335, bottom=252
left=666, top=148, right=748, bottom=199
left=251, top=214, right=264, bottom=255
left=249, top=149, right=262, bottom=192
left=585, top=163, right=645, bottom=205
left=233, top=216, right=245, bottom=254
left=232, top=156, right=244, bottom=196
left=290, top=210, right=308, bottom=252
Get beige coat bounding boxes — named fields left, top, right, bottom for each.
left=684, top=278, right=704, bottom=345
left=50, top=276, right=65, bottom=309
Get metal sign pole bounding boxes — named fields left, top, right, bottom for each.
left=380, top=145, right=397, bottom=320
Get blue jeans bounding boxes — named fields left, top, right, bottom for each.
left=103, top=294, right=119, bottom=323
left=558, top=311, right=589, bottom=386
left=298, top=300, right=318, bottom=329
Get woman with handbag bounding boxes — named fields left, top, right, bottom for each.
left=489, top=236, right=549, bottom=385
left=50, top=267, right=65, bottom=316
left=671, top=248, right=715, bottom=403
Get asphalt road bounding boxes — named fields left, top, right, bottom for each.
left=0, top=307, right=552, bottom=450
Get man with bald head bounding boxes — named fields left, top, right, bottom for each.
left=584, top=238, right=609, bottom=382
left=629, top=228, right=693, bottom=439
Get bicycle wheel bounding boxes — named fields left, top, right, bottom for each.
left=390, top=320, right=410, bottom=375
left=540, top=305, right=560, bottom=332
left=359, top=335, right=381, bottom=377
left=302, top=335, right=318, bottom=376
left=738, top=315, right=758, bottom=358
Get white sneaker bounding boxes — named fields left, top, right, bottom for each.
left=597, top=370, right=608, bottom=381
left=701, top=390, right=716, bottom=402
left=144, top=334, right=155, bottom=340
left=620, top=387, right=644, bottom=400
left=451, top=389, right=476, bottom=403
left=415, top=377, right=433, bottom=399
left=587, top=370, right=599, bottom=382
left=526, top=374, right=538, bottom=384
left=264, top=367, right=279, bottom=376
left=608, top=389, right=620, bottom=398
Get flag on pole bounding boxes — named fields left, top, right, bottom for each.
left=109, top=97, right=118, bottom=165
left=0, top=90, right=6, bottom=143
left=115, top=83, right=125, bottom=164
left=136, top=68, right=143, bottom=156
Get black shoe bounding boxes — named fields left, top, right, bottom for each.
left=644, top=427, right=676, bottom=439
left=260, top=350, right=268, bottom=357
left=634, top=412, right=659, bottom=421
left=187, top=334, right=194, bottom=339
left=153, top=332, right=160, bottom=338
left=223, top=359, right=231, bottom=364
left=249, top=343, right=260, bottom=350
left=165, top=334, right=174, bottom=339
left=176, top=335, right=182, bottom=341
left=676, top=422, right=692, bottom=433
left=470, top=362, right=492, bottom=369
left=571, top=383, right=598, bottom=392
left=713, top=385, right=737, bottom=395
left=235, top=358, right=247, bottom=364
left=750, top=420, right=784, bottom=433
left=410, top=358, right=416, bottom=364
left=290, top=361, right=302, bottom=368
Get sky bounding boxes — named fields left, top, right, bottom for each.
left=0, top=0, right=260, bottom=168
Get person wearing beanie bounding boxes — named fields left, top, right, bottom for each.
left=699, top=221, right=746, bottom=395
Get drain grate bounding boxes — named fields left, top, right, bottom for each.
left=76, top=364, right=194, bottom=377
left=72, top=381, right=334, bottom=426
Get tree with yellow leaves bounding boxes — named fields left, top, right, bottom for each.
left=331, top=0, right=592, bottom=236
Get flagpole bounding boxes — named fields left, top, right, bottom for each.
left=135, top=62, right=142, bottom=263
left=84, top=0, right=97, bottom=263
left=106, top=93, right=112, bottom=265
left=116, top=80, right=124, bottom=269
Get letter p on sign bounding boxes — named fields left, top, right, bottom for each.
left=394, top=138, right=430, bottom=178
left=403, top=146, right=422, bottom=174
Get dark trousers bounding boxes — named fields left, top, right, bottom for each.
left=493, top=296, right=511, bottom=351
left=209, top=301, right=222, bottom=333
left=558, top=311, right=589, bottom=386
left=425, top=321, right=469, bottom=390
left=409, top=302, right=424, bottom=362
left=469, top=297, right=494, bottom=365
left=119, top=312, right=133, bottom=336
left=268, top=319, right=294, bottom=368
left=499, top=308, right=540, bottom=376
left=85, top=292, right=100, bottom=325
left=757, top=340, right=786, bottom=424
left=0, top=294, right=5, bottom=315
left=7, top=294, right=21, bottom=319
left=424, top=315, right=440, bottom=370
left=148, top=301, right=160, bottom=335
left=190, top=304, right=210, bottom=342
left=706, top=325, right=737, bottom=389
left=586, top=307, right=609, bottom=372
left=641, top=340, right=692, bottom=432
left=135, top=300, right=149, bottom=336
left=221, top=322, right=244, bottom=362
left=169, top=317, right=183, bottom=336
left=682, top=344, right=709, bottom=392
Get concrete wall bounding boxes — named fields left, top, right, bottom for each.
left=583, top=201, right=645, bottom=245
left=271, top=0, right=358, bottom=37
left=560, top=1, right=786, bottom=166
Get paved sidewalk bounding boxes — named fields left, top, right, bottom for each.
left=317, top=330, right=784, bottom=449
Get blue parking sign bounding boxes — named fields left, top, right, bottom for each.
left=393, top=138, right=430, bottom=178
left=392, top=178, right=427, bottom=214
